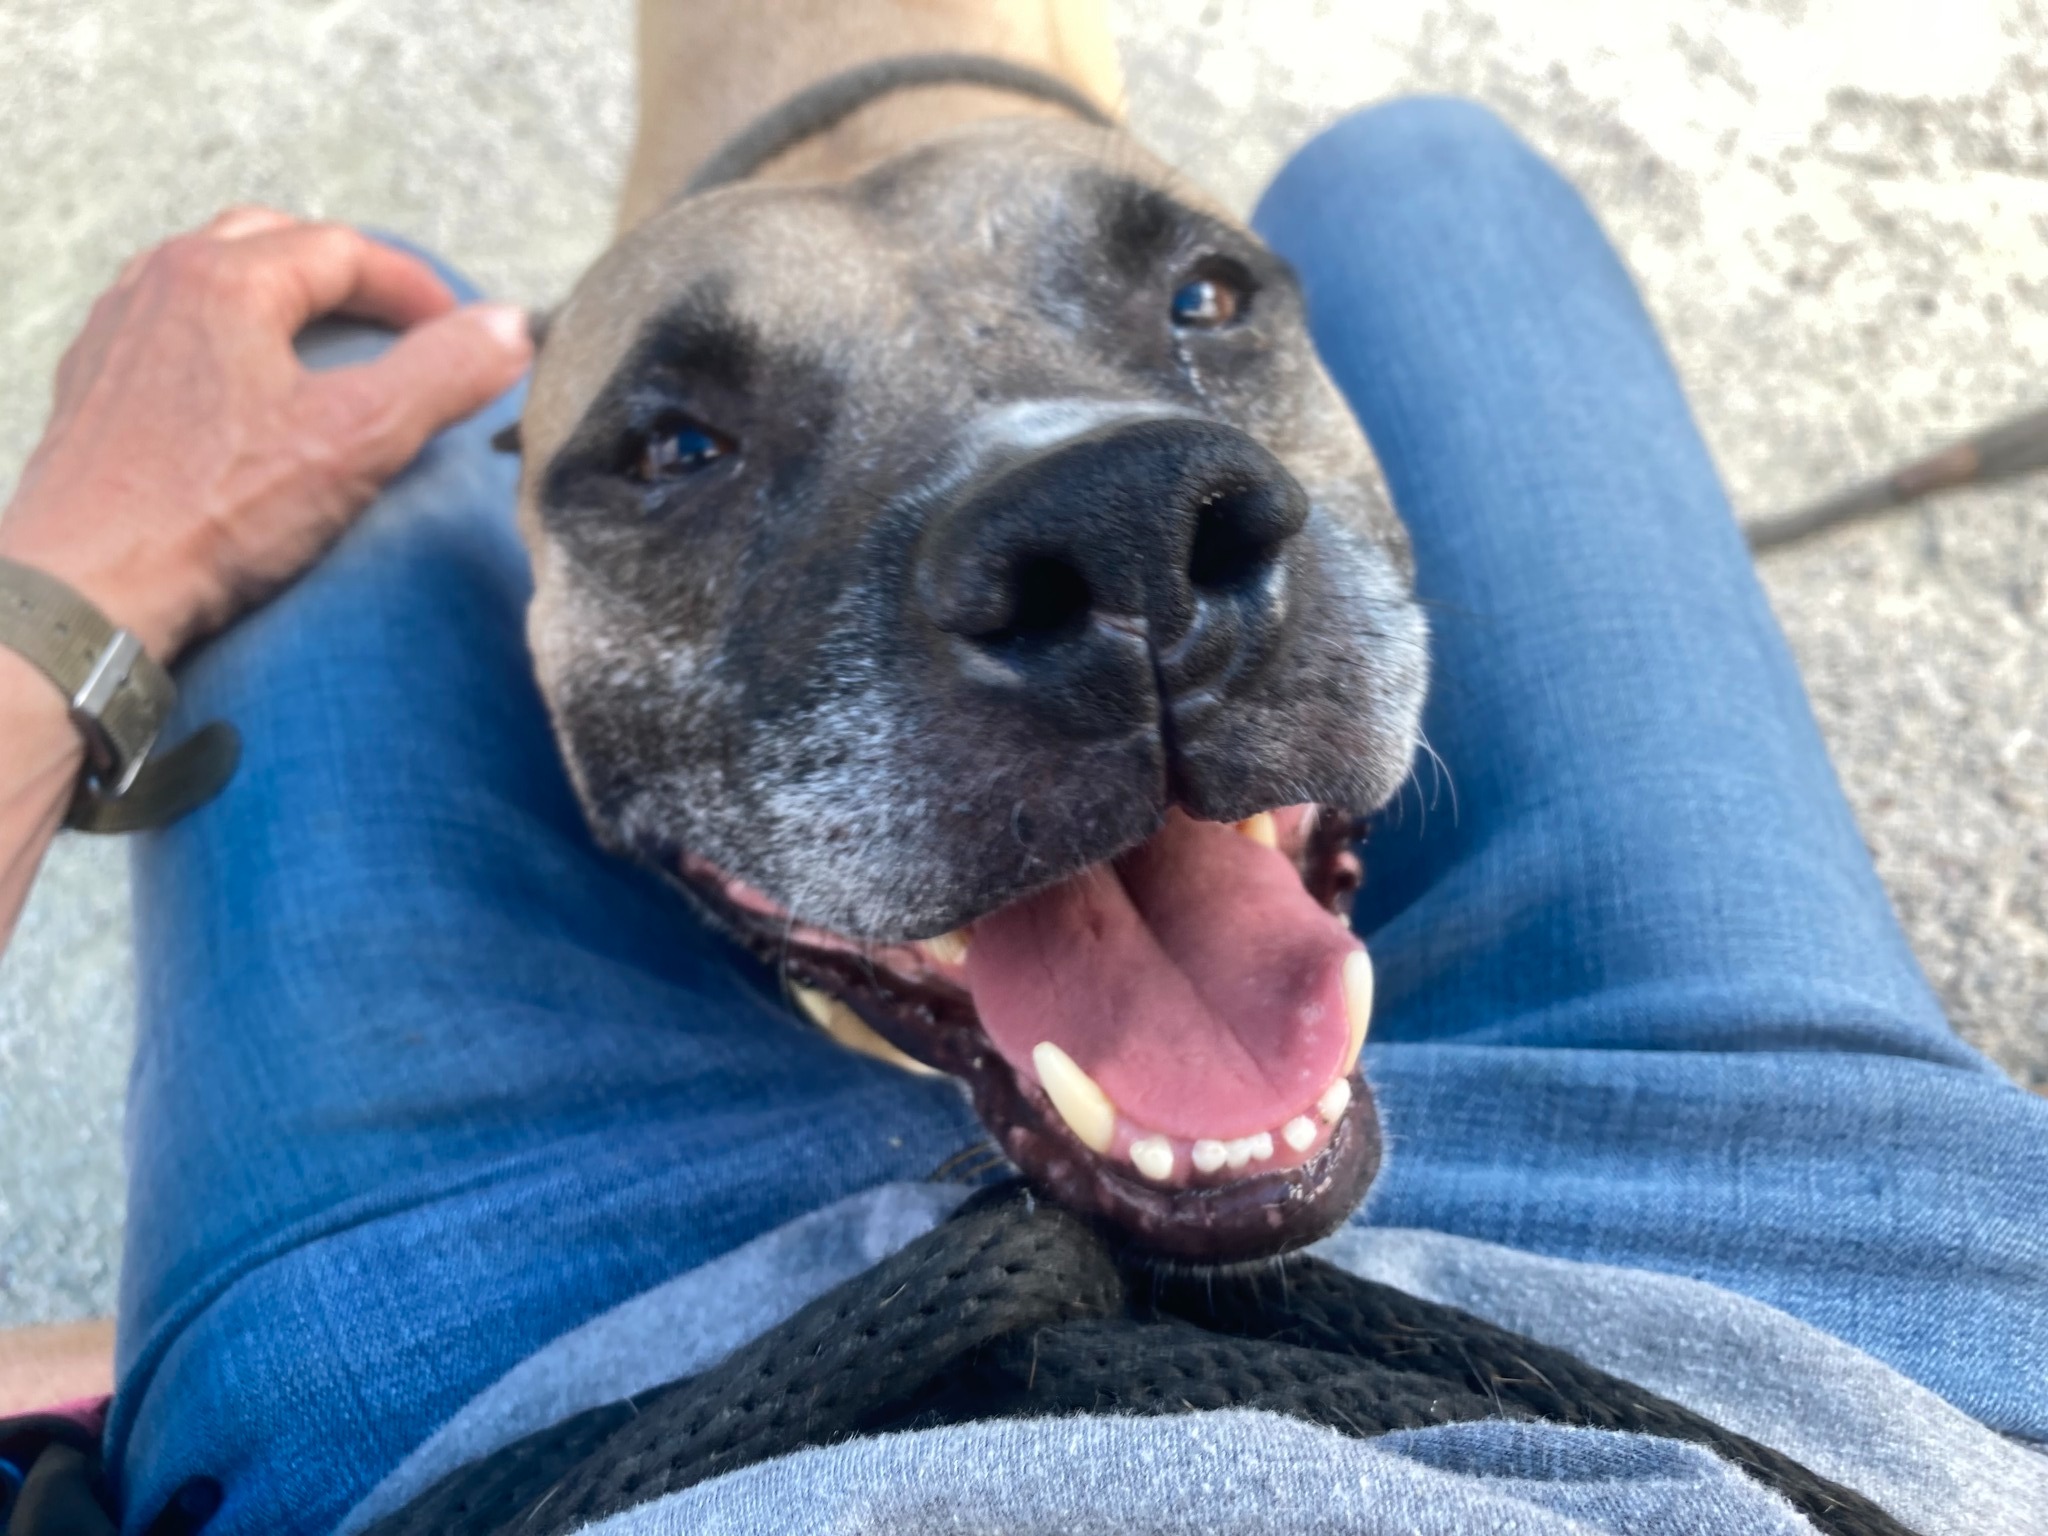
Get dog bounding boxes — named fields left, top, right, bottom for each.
left=517, top=0, right=1429, bottom=1262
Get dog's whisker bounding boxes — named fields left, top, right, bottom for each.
left=928, top=1140, right=1008, bottom=1183
left=1415, top=730, right=1458, bottom=826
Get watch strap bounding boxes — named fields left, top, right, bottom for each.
left=0, top=556, right=238, bottom=832
left=65, top=720, right=241, bottom=833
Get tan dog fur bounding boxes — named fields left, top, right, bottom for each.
left=616, top=0, right=1125, bottom=231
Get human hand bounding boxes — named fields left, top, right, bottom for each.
left=0, top=207, right=532, bottom=662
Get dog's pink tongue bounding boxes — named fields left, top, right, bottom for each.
left=966, top=810, right=1358, bottom=1143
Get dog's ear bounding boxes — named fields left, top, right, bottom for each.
left=491, top=421, right=524, bottom=455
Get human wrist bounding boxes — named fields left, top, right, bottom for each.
left=0, top=620, right=95, bottom=956
left=0, top=642, right=86, bottom=777
left=0, top=548, right=228, bottom=831
left=0, top=509, right=193, bottom=663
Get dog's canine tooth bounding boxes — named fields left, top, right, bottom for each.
left=1317, top=1077, right=1352, bottom=1124
left=1129, top=1135, right=1175, bottom=1182
left=1342, top=947, right=1374, bottom=1071
left=1032, top=1041, right=1117, bottom=1154
left=1235, top=811, right=1278, bottom=848
left=920, top=928, right=970, bottom=966
left=790, top=983, right=938, bottom=1077
left=1281, top=1115, right=1318, bottom=1153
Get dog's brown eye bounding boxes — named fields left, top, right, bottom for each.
left=1171, top=272, right=1247, bottom=329
left=636, top=416, right=733, bottom=480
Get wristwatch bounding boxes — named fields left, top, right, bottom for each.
left=0, top=556, right=238, bottom=832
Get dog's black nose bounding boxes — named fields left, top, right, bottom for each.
left=915, top=418, right=1310, bottom=733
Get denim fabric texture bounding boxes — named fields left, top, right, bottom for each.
left=109, top=99, right=2048, bottom=1536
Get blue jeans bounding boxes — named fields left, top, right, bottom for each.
left=111, top=100, right=2048, bottom=1536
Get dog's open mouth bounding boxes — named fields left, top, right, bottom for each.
left=677, top=803, right=1378, bottom=1262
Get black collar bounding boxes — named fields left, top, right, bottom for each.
left=680, top=50, right=1116, bottom=200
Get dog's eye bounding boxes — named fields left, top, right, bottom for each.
left=1171, top=265, right=1251, bottom=329
left=635, top=416, right=734, bottom=480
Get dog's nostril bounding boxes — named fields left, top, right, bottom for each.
left=919, top=422, right=1308, bottom=686
left=995, top=555, right=1092, bottom=643
left=1189, top=487, right=1280, bottom=592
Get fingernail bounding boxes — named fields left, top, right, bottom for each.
left=475, top=303, right=530, bottom=350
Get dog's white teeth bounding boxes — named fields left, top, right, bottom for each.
left=1191, top=1138, right=1229, bottom=1174
left=1342, top=947, right=1374, bottom=1071
left=1248, top=1131, right=1275, bottom=1163
left=1317, top=1077, right=1353, bottom=1124
left=920, top=928, right=970, bottom=966
left=1032, top=1041, right=1117, bottom=1154
left=791, top=983, right=834, bottom=1027
left=1281, top=1115, right=1318, bottom=1153
left=1223, top=1137, right=1255, bottom=1170
left=1235, top=811, right=1278, bottom=848
left=1130, top=1135, right=1175, bottom=1182
left=790, top=984, right=938, bottom=1077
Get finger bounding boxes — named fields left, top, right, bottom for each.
left=104, top=207, right=291, bottom=299
left=311, top=303, right=532, bottom=483
left=225, top=223, right=459, bottom=334
left=200, top=205, right=297, bottom=242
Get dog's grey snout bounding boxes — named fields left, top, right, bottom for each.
left=914, top=418, right=1310, bottom=734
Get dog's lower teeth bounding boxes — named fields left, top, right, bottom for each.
left=1221, top=1131, right=1276, bottom=1168
left=1342, top=947, right=1375, bottom=1070
left=1130, top=1135, right=1174, bottom=1181
left=1318, top=1078, right=1352, bottom=1124
left=1032, top=1040, right=1117, bottom=1154
left=789, top=983, right=937, bottom=1077
left=1282, top=1115, right=1317, bottom=1153
left=1191, top=1138, right=1229, bottom=1174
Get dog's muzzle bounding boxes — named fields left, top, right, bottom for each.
left=915, top=418, right=1309, bottom=738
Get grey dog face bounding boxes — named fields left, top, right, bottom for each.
left=522, top=118, right=1426, bottom=943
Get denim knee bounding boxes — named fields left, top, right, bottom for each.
left=1291, top=95, right=1548, bottom=185
left=363, top=229, right=485, bottom=305
left=1255, top=95, right=1591, bottom=240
